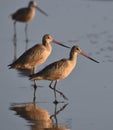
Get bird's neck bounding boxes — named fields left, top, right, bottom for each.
left=43, top=42, right=52, bottom=51
left=29, top=6, right=35, bottom=11
left=69, top=52, right=78, bottom=62
left=29, top=5, right=35, bottom=11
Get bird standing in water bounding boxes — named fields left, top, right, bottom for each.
left=30, top=45, right=99, bottom=103
left=11, top=0, right=48, bottom=42
left=8, top=34, right=70, bottom=97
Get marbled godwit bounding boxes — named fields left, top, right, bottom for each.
left=8, top=34, right=70, bottom=95
left=30, top=45, right=99, bottom=102
left=11, top=0, right=48, bottom=42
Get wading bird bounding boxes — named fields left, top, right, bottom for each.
left=11, top=0, right=48, bottom=42
left=30, top=45, right=99, bottom=103
left=8, top=34, right=70, bottom=96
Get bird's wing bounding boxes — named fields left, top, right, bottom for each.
left=36, top=59, right=69, bottom=79
left=12, top=8, right=28, bottom=18
left=12, top=7, right=31, bottom=20
left=12, top=44, right=45, bottom=65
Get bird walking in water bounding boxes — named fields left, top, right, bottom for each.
left=30, top=45, right=99, bottom=103
left=11, top=0, right=48, bottom=43
left=8, top=34, right=70, bottom=97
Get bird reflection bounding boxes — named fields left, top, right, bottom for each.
left=13, top=68, right=40, bottom=100
left=12, top=33, right=29, bottom=63
left=50, top=103, right=68, bottom=129
left=9, top=100, right=69, bottom=130
left=10, top=102, right=52, bottom=129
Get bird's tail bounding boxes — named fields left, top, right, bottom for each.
left=8, top=64, right=13, bottom=69
left=7, top=62, right=22, bottom=69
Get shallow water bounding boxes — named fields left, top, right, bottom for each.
left=0, top=0, right=113, bottom=130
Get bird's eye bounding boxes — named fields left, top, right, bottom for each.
left=47, top=36, right=50, bottom=39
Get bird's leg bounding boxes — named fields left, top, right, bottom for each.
left=13, top=35, right=17, bottom=61
left=13, top=21, right=17, bottom=41
left=49, top=81, right=57, bottom=103
left=25, top=23, right=29, bottom=49
left=53, top=81, right=58, bottom=103
left=31, top=67, right=37, bottom=100
left=33, top=78, right=37, bottom=101
left=33, top=67, right=37, bottom=89
left=33, top=80, right=37, bottom=99
left=12, top=21, right=17, bottom=61
left=49, top=81, right=54, bottom=91
left=32, top=67, right=35, bottom=74
left=56, top=89, right=68, bottom=100
left=49, top=81, right=68, bottom=100
left=49, top=81, right=54, bottom=88
left=54, top=81, right=68, bottom=100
